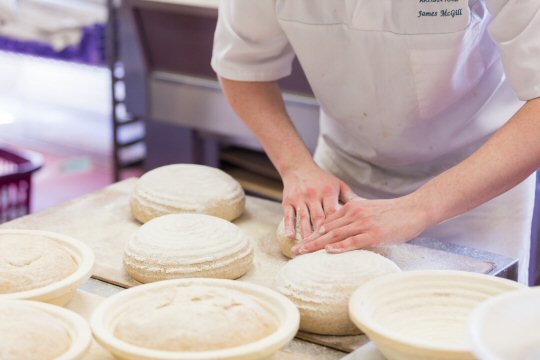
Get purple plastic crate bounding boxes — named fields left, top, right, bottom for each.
left=0, top=24, right=106, bottom=65
left=0, top=147, right=43, bottom=223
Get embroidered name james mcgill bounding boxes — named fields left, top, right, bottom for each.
left=418, top=8, right=463, bottom=17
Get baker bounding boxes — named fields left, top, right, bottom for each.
left=211, top=0, right=540, bottom=284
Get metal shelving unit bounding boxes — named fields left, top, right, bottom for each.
left=107, top=0, right=146, bottom=182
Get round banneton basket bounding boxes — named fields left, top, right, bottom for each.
left=91, top=278, right=300, bottom=360
left=349, top=270, right=524, bottom=360
left=0, top=229, right=95, bottom=306
left=469, top=287, right=540, bottom=360
left=0, top=299, right=92, bottom=360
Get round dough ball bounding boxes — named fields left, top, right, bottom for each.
left=114, top=284, right=278, bottom=351
left=124, top=214, right=254, bottom=283
left=276, top=218, right=301, bottom=259
left=274, top=250, right=400, bottom=335
left=0, top=303, right=71, bottom=360
left=0, top=234, right=77, bottom=293
left=130, top=164, right=245, bottom=223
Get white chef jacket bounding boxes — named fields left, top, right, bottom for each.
left=211, top=0, right=540, bottom=283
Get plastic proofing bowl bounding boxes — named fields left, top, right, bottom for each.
left=0, top=299, right=92, bottom=360
left=469, top=287, right=540, bottom=360
left=0, top=229, right=95, bottom=306
left=90, top=278, right=300, bottom=360
left=349, top=270, right=524, bottom=360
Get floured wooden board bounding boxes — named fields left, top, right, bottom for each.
left=296, top=332, right=370, bottom=353
left=66, top=289, right=330, bottom=360
left=1, top=179, right=494, bottom=289
left=0, top=179, right=497, bottom=354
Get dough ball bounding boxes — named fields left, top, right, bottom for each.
left=124, top=214, right=254, bottom=283
left=114, top=284, right=278, bottom=351
left=0, top=303, right=71, bottom=360
left=276, top=218, right=301, bottom=259
left=274, top=250, right=400, bottom=335
left=276, top=204, right=342, bottom=258
left=0, top=234, right=77, bottom=293
left=130, top=164, right=245, bottom=223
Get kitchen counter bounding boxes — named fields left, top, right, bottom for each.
left=0, top=179, right=519, bottom=359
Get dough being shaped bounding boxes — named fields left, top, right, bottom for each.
left=124, top=214, right=254, bottom=283
left=0, top=234, right=77, bottom=293
left=0, top=303, right=71, bottom=360
left=130, top=164, right=245, bottom=223
left=274, top=250, right=400, bottom=335
left=114, top=284, right=278, bottom=351
left=276, top=204, right=343, bottom=258
left=276, top=218, right=301, bottom=259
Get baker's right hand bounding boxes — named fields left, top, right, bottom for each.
left=281, top=162, right=357, bottom=240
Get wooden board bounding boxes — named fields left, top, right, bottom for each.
left=1, top=179, right=496, bottom=353
left=296, top=332, right=370, bottom=354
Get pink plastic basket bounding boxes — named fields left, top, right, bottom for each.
left=0, top=147, right=43, bottom=223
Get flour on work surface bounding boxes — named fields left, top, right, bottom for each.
left=371, top=243, right=494, bottom=273
left=114, top=284, right=278, bottom=351
left=0, top=303, right=71, bottom=360
left=0, top=181, right=287, bottom=290
left=123, top=214, right=253, bottom=283
left=0, top=234, right=77, bottom=293
left=274, top=250, right=400, bottom=336
left=130, top=164, right=245, bottom=223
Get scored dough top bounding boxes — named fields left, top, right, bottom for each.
left=114, top=284, right=278, bottom=352
left=0, top=234, right=77, bottom=294
left=275, top=250, right=401, bottom=309
left=0, top=303, right=71, bottom=360
left=274, top=250, right=401, bottom=335
left=133, top=164, right=245, bottom=212
left=125, top=214, right=253, bottom=273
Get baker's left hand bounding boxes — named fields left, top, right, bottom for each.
left=291, top=195, right=431, bottom=255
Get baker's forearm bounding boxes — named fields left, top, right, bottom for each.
left=219, top=76, right=315, bottom=177
left=413, top=97, right=540, bottom=226
left=297, top=97, right=540, bottom=255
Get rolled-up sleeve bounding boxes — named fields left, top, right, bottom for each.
left=487, top=0, right=540, bottom=100
left=211, top=0, right=295, bottom=81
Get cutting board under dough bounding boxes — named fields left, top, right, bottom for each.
left=1, top=179, right=495, bottom=353
left=1, top=179, right=493, bottom=288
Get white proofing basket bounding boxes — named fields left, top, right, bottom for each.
left=0, top=299, right=92, bottom=359
left=349, top=270, right=524, bottom=360
left=0, top=229, right=95, bottom=306
left=90, top=278, right=300, bottom=360
left=469, top=287, right=540, bottom=360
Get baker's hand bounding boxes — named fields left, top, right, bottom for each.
left=282, top=162, right=357, bottom=239
left=291, top=196, right=431, bottom=255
